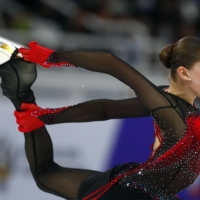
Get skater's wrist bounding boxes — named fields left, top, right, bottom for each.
left=15, top=103, right=68, bottom=132
left=31, top=106, right=68, bottom=125
left=42, top=52, right=77, bottom=68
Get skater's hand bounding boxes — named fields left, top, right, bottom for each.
left=14, top=103, right=44, bottom=132
left=18, top=41, right=54, bottom=68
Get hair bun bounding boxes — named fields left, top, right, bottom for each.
left=159, top=44, right=174, bottom=69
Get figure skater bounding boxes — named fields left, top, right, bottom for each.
left=1, top=36, right=199, bottom=200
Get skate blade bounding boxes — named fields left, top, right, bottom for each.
left=0, top=36, right=28, bottom=49
left=0, top=43, right=22, bottom=65
left=0, top=36, right=29, bottom=59
left=0, top=47, right=11, bottom=65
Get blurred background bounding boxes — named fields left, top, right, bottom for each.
left=0, top=0, right=200, bottom=199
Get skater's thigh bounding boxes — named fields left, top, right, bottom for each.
left=41, top=166, right=101, bottom=200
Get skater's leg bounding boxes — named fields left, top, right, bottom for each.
left=24, top=127, right=100, bottom=200
left=0, top=53, right=100, bottom=200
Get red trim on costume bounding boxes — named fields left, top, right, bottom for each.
left=43, top=61, right=76, bottom=68
left=84, top=113, right=200, bottom=199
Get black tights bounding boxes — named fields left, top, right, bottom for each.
left=24, top=126, right=100, bottom=200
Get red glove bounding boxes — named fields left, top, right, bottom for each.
left=19, top=41, right=76, bottom=68
left=14, top=103, right=67, bottom=132
left=14, top=103, right=44, bottom=132
left=18, top=41, right=54, bottom=68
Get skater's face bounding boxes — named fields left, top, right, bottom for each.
left=179, top=61, right=200, bottom=97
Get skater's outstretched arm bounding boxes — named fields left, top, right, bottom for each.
left=14, top=96, right=150, bottom=132
left=53, top=97, right=150, bottom=124
left=19, top=42, right=171, bottom=112
left=19, top=42, right=186, bottom=140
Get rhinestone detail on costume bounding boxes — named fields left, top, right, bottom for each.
left=112, top=108, right=200, bottom=200
left=31, top=107, right=67, bottom=125
left=43, top=52, right=78, bottom=68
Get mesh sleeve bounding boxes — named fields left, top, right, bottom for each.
left=56, top=51, right=186, bottom=139
left=53, top=98, right=150, bottom=124
left=57, top=51, right=171, bottom=111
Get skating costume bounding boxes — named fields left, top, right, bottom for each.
left=14, top=43, right=200, bottom=200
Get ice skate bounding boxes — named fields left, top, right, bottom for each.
left=0, top=37, right=37, bottom=110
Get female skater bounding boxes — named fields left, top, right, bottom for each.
left=1, top=36, right=200, bottom=200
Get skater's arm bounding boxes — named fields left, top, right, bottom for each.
left=14, top=97, right=150, bottom=132
left=48, top=52, right=171, bottom=111
left=53, top=98, right=150, bottom=124
left=19, top=42, right=185, bottom=139
left=41, top=52, right=187, bottom=143
left=19, top=42, right=170, bottom=112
